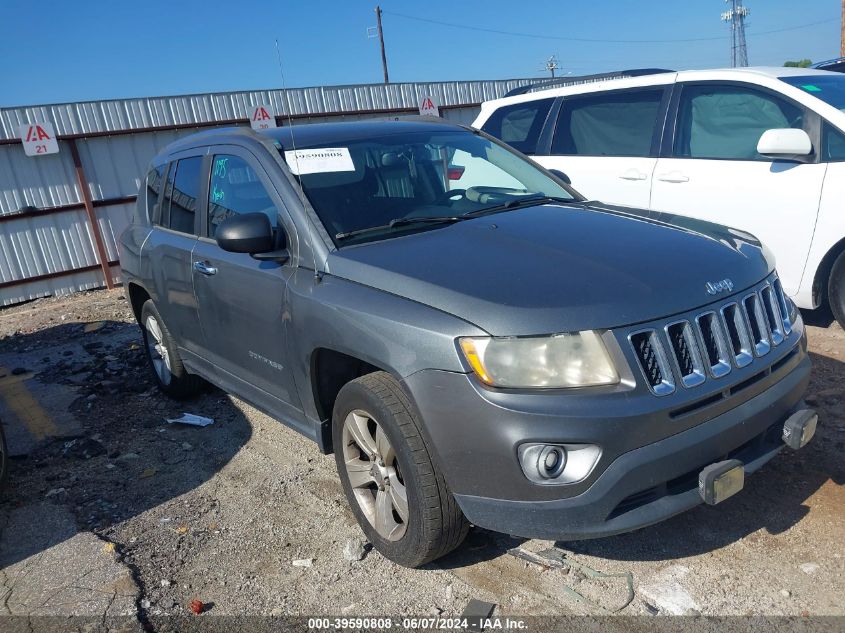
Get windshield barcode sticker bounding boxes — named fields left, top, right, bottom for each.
left=284, top=148, right=355, bottom=175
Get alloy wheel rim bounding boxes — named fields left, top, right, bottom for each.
left=144, top=316, right=172, bottom=385
left=341, top=409, right=409, bottom=541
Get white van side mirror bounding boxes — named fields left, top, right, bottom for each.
left=757, top=128, right=813, bottom=158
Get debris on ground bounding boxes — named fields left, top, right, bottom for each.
left=462, top=598, right=496, bottom=631
left=292, top=558, right=313, bottom=568
left=342, top=537, right=366, bottom=562
left=189, top=599, right=205, bottom=614
left=62, top=437, right=106, bottom=460
left=507, top=547, right=635, bottom=613
left=166, top=413, right=215, bottom=427
left=643, top=601, right=659, bottom=615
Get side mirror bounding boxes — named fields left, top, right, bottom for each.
left=757, top=129, right=812, bottom=159
left=216, top=213, right=275, bottom=254
left=548, top=168, right=572, bottom=185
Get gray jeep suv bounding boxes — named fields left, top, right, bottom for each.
left=120, top=119, right=816, bottom=567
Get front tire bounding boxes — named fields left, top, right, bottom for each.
left=139, top=300, right=205, bottom=399
left=333, top=372, right=469, bottom=567
left=829, top=251, right=845, bottom=330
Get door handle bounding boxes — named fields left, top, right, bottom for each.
left=656, top=171, right=689, bottom=183
left=619, top=168, right=648, bottom=181
left=193, top=261, right=218, bottom=276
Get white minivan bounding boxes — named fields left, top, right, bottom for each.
left=473, top=67, right=845, bottom=328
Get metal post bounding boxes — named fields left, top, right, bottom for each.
left=376, top=6, right=389, bottom=84
left=69, top=139, right=114, bottom=289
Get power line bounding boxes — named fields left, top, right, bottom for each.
left=382, top=10, right=836, bottom=45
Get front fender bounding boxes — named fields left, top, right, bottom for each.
left=286, top=268, right=485, bottom=422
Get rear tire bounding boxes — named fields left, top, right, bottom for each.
left=139, top=300, right=205, bottom=399
left=332, top=372, right=469, bottom=567
left=829, top=251, right=845, bottom=330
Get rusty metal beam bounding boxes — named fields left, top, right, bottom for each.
left=0, top=260, right=119, bottom=291
left=68, top=139, right=114, bottom=289
left=0, top=195, right=137, bottom=223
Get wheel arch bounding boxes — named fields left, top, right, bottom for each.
left=309, top=347, right=393, bottom=453
left=811, top=236, right=845, bottom=308
left=127, top=282, right=151, bottom=323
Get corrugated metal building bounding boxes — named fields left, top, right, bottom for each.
left=0, top=78, right=538, bottom=306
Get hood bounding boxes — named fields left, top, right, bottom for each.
left=326, top=203, right=773, bottom=336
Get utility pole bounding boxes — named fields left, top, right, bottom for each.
left=375, top=6, right=389, bottom=83
left=721, top=0, right=749, bottom=67
left=541, top=55, right=560, bottom=78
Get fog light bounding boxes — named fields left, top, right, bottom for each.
left=783, top=408, right=817, bottom=450
left=699, top=459, right=744, bottom=505
left=538, top=446, right=566, bottom=479
left=517, top=443, right=601, bottom=485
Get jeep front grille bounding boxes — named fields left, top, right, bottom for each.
left=665, top=321, right=705, bottom=387
left=629, top=278, right=792, bottom=395
left=696, top=311, right=732, bottom=378
left=761, top=284, right=784, bottom=346
left=743, top=292, right=771, bottom=356
left=721, top=302, right=754, bottom=368
left=772, top=278, right=792, bottom=335
left=629, top=330, right=675, bottom=395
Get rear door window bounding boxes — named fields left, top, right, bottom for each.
left=157, top=162, right=175, bottom=228
left=551, top=89, right=664, bottom=156
left=145, top=164, right=166, bottom=223
left=207, top=154, right=278, bottom=238
left=673, top=84, right=805, bottom=160
left=480, top=98, right=554, bottom=155
left=166, top=156, right=203, bottom=234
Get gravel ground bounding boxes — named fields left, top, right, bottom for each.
left=0, top=289, right=843, bottom=626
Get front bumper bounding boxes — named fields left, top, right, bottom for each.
left=403, top=333, right=810, bottom=541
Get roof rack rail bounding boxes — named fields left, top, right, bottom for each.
left=503, top=68, right=675, bottom=98
left=812, top=57, right=845, bottom=71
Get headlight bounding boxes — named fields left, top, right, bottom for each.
left=459, top=331, right=619, bottom=389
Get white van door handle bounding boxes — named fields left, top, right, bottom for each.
left=656, top=171, right=689, bottom=183
left=619, top=168, right=648, bottom=181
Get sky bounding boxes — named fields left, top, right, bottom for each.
left=0, top=0, right=841, bottom=107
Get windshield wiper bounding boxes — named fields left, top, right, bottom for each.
left=464, top=195, right=578, bottom=219
left=335, top=215, right=466, bottom=241
left=334, top=197, right=577, bottom=241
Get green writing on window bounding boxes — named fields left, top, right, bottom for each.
left=213, top=157, right=229, bottom=177
left=211, top=184, right=225, bottom=202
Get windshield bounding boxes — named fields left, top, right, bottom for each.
left=781, top=75, right=845, bottom=112
left=280, top=129, right=576, bottom=245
